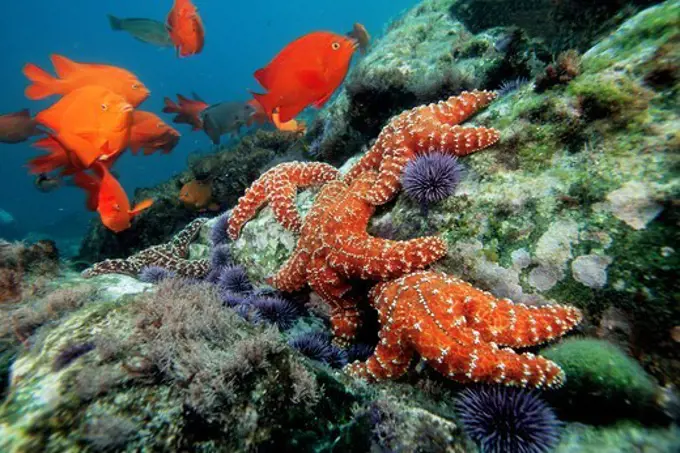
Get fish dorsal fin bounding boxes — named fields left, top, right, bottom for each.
left=129, top=199, right=153, bottom=217
left=50, top=54, right=80, bottom=78
left=192, top=92, right=205, bottom=103
left=297, top=69, right=325, bottom=90
left=254, top=67, right=274, bottom=91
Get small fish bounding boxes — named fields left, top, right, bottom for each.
left=35, top=86, right=133, bottom=168
left=200, top=101, right=253, bottom=145
left=23, top=54, right=150, bottom=107
left=129, top=111, right=181, bottom=155
left=347, top=23, right=370, bottom=55
left=73, top=162, right=153, bottom=233
left=251, top=31, right=357, bottom=123
left=0, top=109, right=43, bottom=144
left=107, top=15, right=173, bottom=48
left=179, top=179, right=219, bottom=211
left=167, top=0, right=205, bottom=57
left=163, top=93, right=208, bottom=130
left=34, top=173, right=62, bottom=193
left=245, top=99, right=268, bottom=127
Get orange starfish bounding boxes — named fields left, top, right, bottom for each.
left=346, top=271, right=582, bottom=388
left=227, top=162, right=339, bottom=240
left=271, top=172, right=447, bottom=344
left=344, top=90, right=500, bottom=205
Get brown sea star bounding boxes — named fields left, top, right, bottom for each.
left=227, top=161, right=339, bottom=240
left=344, top=90, right=500, bottom=205
left=82, top=218, right=210, bottom=279
left=346, top=271, right=582, bottom=388
left=271, top=172, right=447, bottom=344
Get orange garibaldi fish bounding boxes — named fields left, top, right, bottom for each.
left=179, top=179, right=219, bottom=211
left=163, top=94, right=208, bottom=130
left=129, top=111, right=181, bottom=155
left=167, top=0, right=205, bottom=57
left=251, top=31, right=358, bottom=123
left=74, top=162, right=153, bottom=233
left=23, top=54, right=150, bottom=107
left=35, top=85, right=133, bottom=168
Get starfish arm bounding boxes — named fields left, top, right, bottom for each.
left=462, top=290, right=583, bottom=348
left=361, top=148, right=412, bottom=205
left=345, top=338, right=413, bottom=381
left=330, top=234, right=447, bottom=280
left=343, top=134, right=391, bottom=186
left=435, top=125, right=501, bottom=157
left=267, top=177, right=302, bottom=232
left=416, top=323, right=565, bottom=388
left=429, top=90, right=498, bottom=125
left=228, top=175, right=269, bottom=240
left=168, top=258, right=211, bottom=279
left=170, top=218, right=208, bottom=256
left=81, top=259, right=141, bottom=278
left=271, top=249, right=310, bottom=292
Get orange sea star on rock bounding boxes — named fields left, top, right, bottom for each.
left=271, top=172, right=448, bottom=344
left=346, top=271, right=582, bottom=388
left=344, top=90, right=500, bottom=205
left=227, top=161, right=339, bottom=240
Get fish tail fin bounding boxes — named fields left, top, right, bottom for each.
left=72, top=171, right=101, bottom=212
left=22, top=63, right=57, bottom=100
left=250, top=91, right=274, bottom=122
left=162, top=97, right=180, bottom=113
left=107, top=14, right=123, bottom=31
left=27, top=137, right=68, bottom=174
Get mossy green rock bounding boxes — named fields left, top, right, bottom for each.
left=543, top=338, right=659, bottom=421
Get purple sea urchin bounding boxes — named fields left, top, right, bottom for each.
left=217, top=265, right=253, bottom=294
left=211, top=244, right=233, bottom=270
left=455, top=386, right=561, bottom=453
left=210, top=212, right=231, bottom=247
left=401, top=152, right=463, bottom=214
left=138, top=266, right=176, bottom=284
left=288, top=331, right=348, bottom=368
left=250, top=296, right=301, bottom=329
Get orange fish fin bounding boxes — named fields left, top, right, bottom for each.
left=58, top=133, right=102, bottom=168
left=250, top=91, right=274, bottom=121
left=313, top=91, right=333, bottom=109
left=254, top=67, right=274, bottom=90
left=176, top=94, right=191, bottom=105
left=50, top=54, right=80, bottom=78
left=129, top=199, right=154, bottom=217
left=72, top=171, right=101, bottom=211
left=22, top=63, right=57, bottom=100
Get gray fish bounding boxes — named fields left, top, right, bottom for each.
left=34, top=174, right=62, bottom=193
left=201, top=102, right=255, bottom=145
left=0, top=109, right=43, bottom=144
left=107, top=14, right=173, bottom=48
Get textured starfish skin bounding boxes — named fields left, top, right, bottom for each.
left=271, top=172, right=447, bottom=344
left=346, top=271, right=582, bottom=388
left=227, top=162, right=339, bottom=240
left=344, top=90, right=500, bottom=205
left=82, top=218, right=210, bottom=279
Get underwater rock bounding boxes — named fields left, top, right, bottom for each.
left=571, top=254, right=613, bottom=289
left=597, top=180, right=664, bottom=230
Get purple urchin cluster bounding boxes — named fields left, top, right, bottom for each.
left=401, top=152, right=464, bottom=214
left=138, top=266, right=176, bottom=284
left=455, top=386, right=562, bottom=453
left=288, top=331, right=348, bottom=368
left=217, top=265, right=253, bottom=294
left=250, top=296, right=302, bottom=330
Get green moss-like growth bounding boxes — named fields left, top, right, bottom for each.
left=542, top=338, right=660, bottom=423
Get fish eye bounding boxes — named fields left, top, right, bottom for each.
left=113, top=204, right=120, bottom=212
left=101, top=104, right=108, bottom=111
left=157, top=123, right=164, bottom=128
left=331, top=42, right=341, bottom=50
left=132, top=83, right=139, bottom=90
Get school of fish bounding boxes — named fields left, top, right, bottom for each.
left=1, top=0, right=368, bottom=233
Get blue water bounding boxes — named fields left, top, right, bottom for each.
left=0, top=0, right=416, bottom=244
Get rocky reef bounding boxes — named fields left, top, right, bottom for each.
left=1, top=0, right=679, bottom=452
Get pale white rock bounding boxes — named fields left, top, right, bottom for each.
left=571, top=254, right=613, bottom=289
left=600, top=181, right=663, bottom=230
